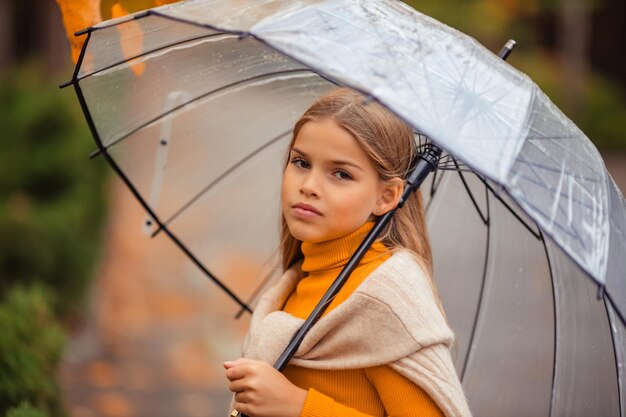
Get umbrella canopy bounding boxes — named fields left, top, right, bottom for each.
left=66, top=0, right=626, bottom=415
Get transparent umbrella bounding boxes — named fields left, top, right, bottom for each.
left=64, top=0, right=626, bottom=415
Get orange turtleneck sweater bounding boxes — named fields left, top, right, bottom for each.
left=281, top=222, right=444, bottom=417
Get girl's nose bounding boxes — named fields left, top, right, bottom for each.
left=299, top=172, right=320, bottom=198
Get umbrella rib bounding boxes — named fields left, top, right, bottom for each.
left=235, top=262, right=280, bottom=320
left=98, top=68, right=314, bottom=151
left=604, top=290, right=626, bottom=334
left=477, top=177, right=543, bottom=240
left=602, top=290, right=626, bottom=411
left=437, top=157, right=469, bottom=169
left=309, top=9, right=424, bottom=104
left=423, top=58, right=444, bottom=124
left=538, top=228, right=558, bottom=417
left=155, top=129, right=291, bottom=235
left=457, top=89, right=528, bottom=141
left=526, top=129, right=598, bottom=175
left=437, top=166, right=475, bottom=173
left=425, top=164, right=446, bottom=213
left=514, top=156, right=600, bottom=183
left=511, top=170, right=596, bottom=212
left=430, top=165, right=444, bottom=197
left=159, top=223, right=254, bottom=313
left=309, top=12, right=383, bottom=89
left=525, top=135, right=583, bottom=140
left=71, top=26, right=92, bottom=82
left=456, top=168, right=488, bottom=225
left=442, top=154, right=471, bottom=169
left=445, top=58, right=519, bottom=131
left=438, top=154, right=471, bottom=171
left=153, top=11, right=445, bottom=156
left=511, top=164, right=596, bottom=249
left=72, top=80, right=253, bottom=313
left=312, top=7, right=458, bottom=117
left=461, top=183, right=491, bottom=381
left=524, top=136, right=600, bottom=179
left=428, top=166, right=437, bottom=199
left=510, top=194, right=584, bottom=246
left=449, top=47, right=474, bottom=109
left=370, top=15, right=424, bottom=106
left=76, top=32, right=229, bottom=81
left=511, top=164, right=590, bottom=249
left=523, top=164, right=600, bottom=220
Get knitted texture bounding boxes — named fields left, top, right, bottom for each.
left=280, top=223, right=442, bottom=416
left=238, top=250, right=472, bottom=417
left=284, top=222, right=390, bottom=319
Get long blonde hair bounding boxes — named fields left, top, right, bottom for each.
left=280, top=88, right=433, bottom=275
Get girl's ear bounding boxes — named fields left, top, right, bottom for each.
left=374, top=177, right=404, bottom=216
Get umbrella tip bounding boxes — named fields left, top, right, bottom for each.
left=59, top=79, right=74, bottom=89
left=89, top=148, right=102, bottom=159
left=498, top=39, right=517, bottom=60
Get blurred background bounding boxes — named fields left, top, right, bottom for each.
left=0, top=0, right=624, bottom=417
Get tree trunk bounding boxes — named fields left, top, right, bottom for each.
left=45, top=0, right=73, bottom=75
left=0, top=0, right=14, bottom=71
left=559, top=0, right=590, bottom=117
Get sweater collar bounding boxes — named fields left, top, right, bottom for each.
left=301, top=222, right=388, bottom=273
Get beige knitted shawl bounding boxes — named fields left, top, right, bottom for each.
left=236, top=250, right=472, bottom=417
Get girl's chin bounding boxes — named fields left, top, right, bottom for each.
left=289, top=228, right=322, bottom=243
left=287, top=223, right=328, bottom=243
left=288, top=224, right=359, bottom=244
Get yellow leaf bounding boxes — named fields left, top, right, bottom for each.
left=153, top=0, right=180, bottom=5
left=55, top=0, right=102, bottom=64
left=111, top=2, right=146, bottom=77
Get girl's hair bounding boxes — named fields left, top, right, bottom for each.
left=280, top=88, right=433, bottom=275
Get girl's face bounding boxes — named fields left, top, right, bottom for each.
left=281, top=119, right=398, bottom=243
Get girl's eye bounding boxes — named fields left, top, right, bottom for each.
left=333, top=170, right=353, bottom=181
left=291, top=157, right=310, bottom=169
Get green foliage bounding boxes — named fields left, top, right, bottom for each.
left=0, top=62, right=108, bottom=417
left=0, top=64, right=108, bottom=315
left=512, top=50, right=626, bottom=149
left=578, top=77, right=626, bottom=149
left=0, top=286, right=65, bottom=417
left=5, top=402, right=48, bottom=417
left=405, top=0, right=540, bottom=50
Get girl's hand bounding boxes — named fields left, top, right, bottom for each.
left=224, top=358, right=307, bottom=417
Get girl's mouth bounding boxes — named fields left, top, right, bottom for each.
left=293, top=203, right=322, bottom=218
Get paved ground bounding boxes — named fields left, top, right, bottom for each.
left=60, top=151, right=626, bottom=417
left=60, top=183, right=250, bottom=417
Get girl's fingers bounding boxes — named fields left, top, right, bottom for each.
left=225, top=362, right=252, bottom=381
left=224, top=358, right=252, bottom=367
left=225, top=359, right=265, bottom=381
left=223, top=358, right=248, bottom=369
left=234, top=391, right=250, bottom=403
left=228, top=378, right=249, bottom=393
left=225, top=367, right=242, bottom=381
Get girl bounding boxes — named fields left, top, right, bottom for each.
left=224, top=88, right=471, bottom=417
